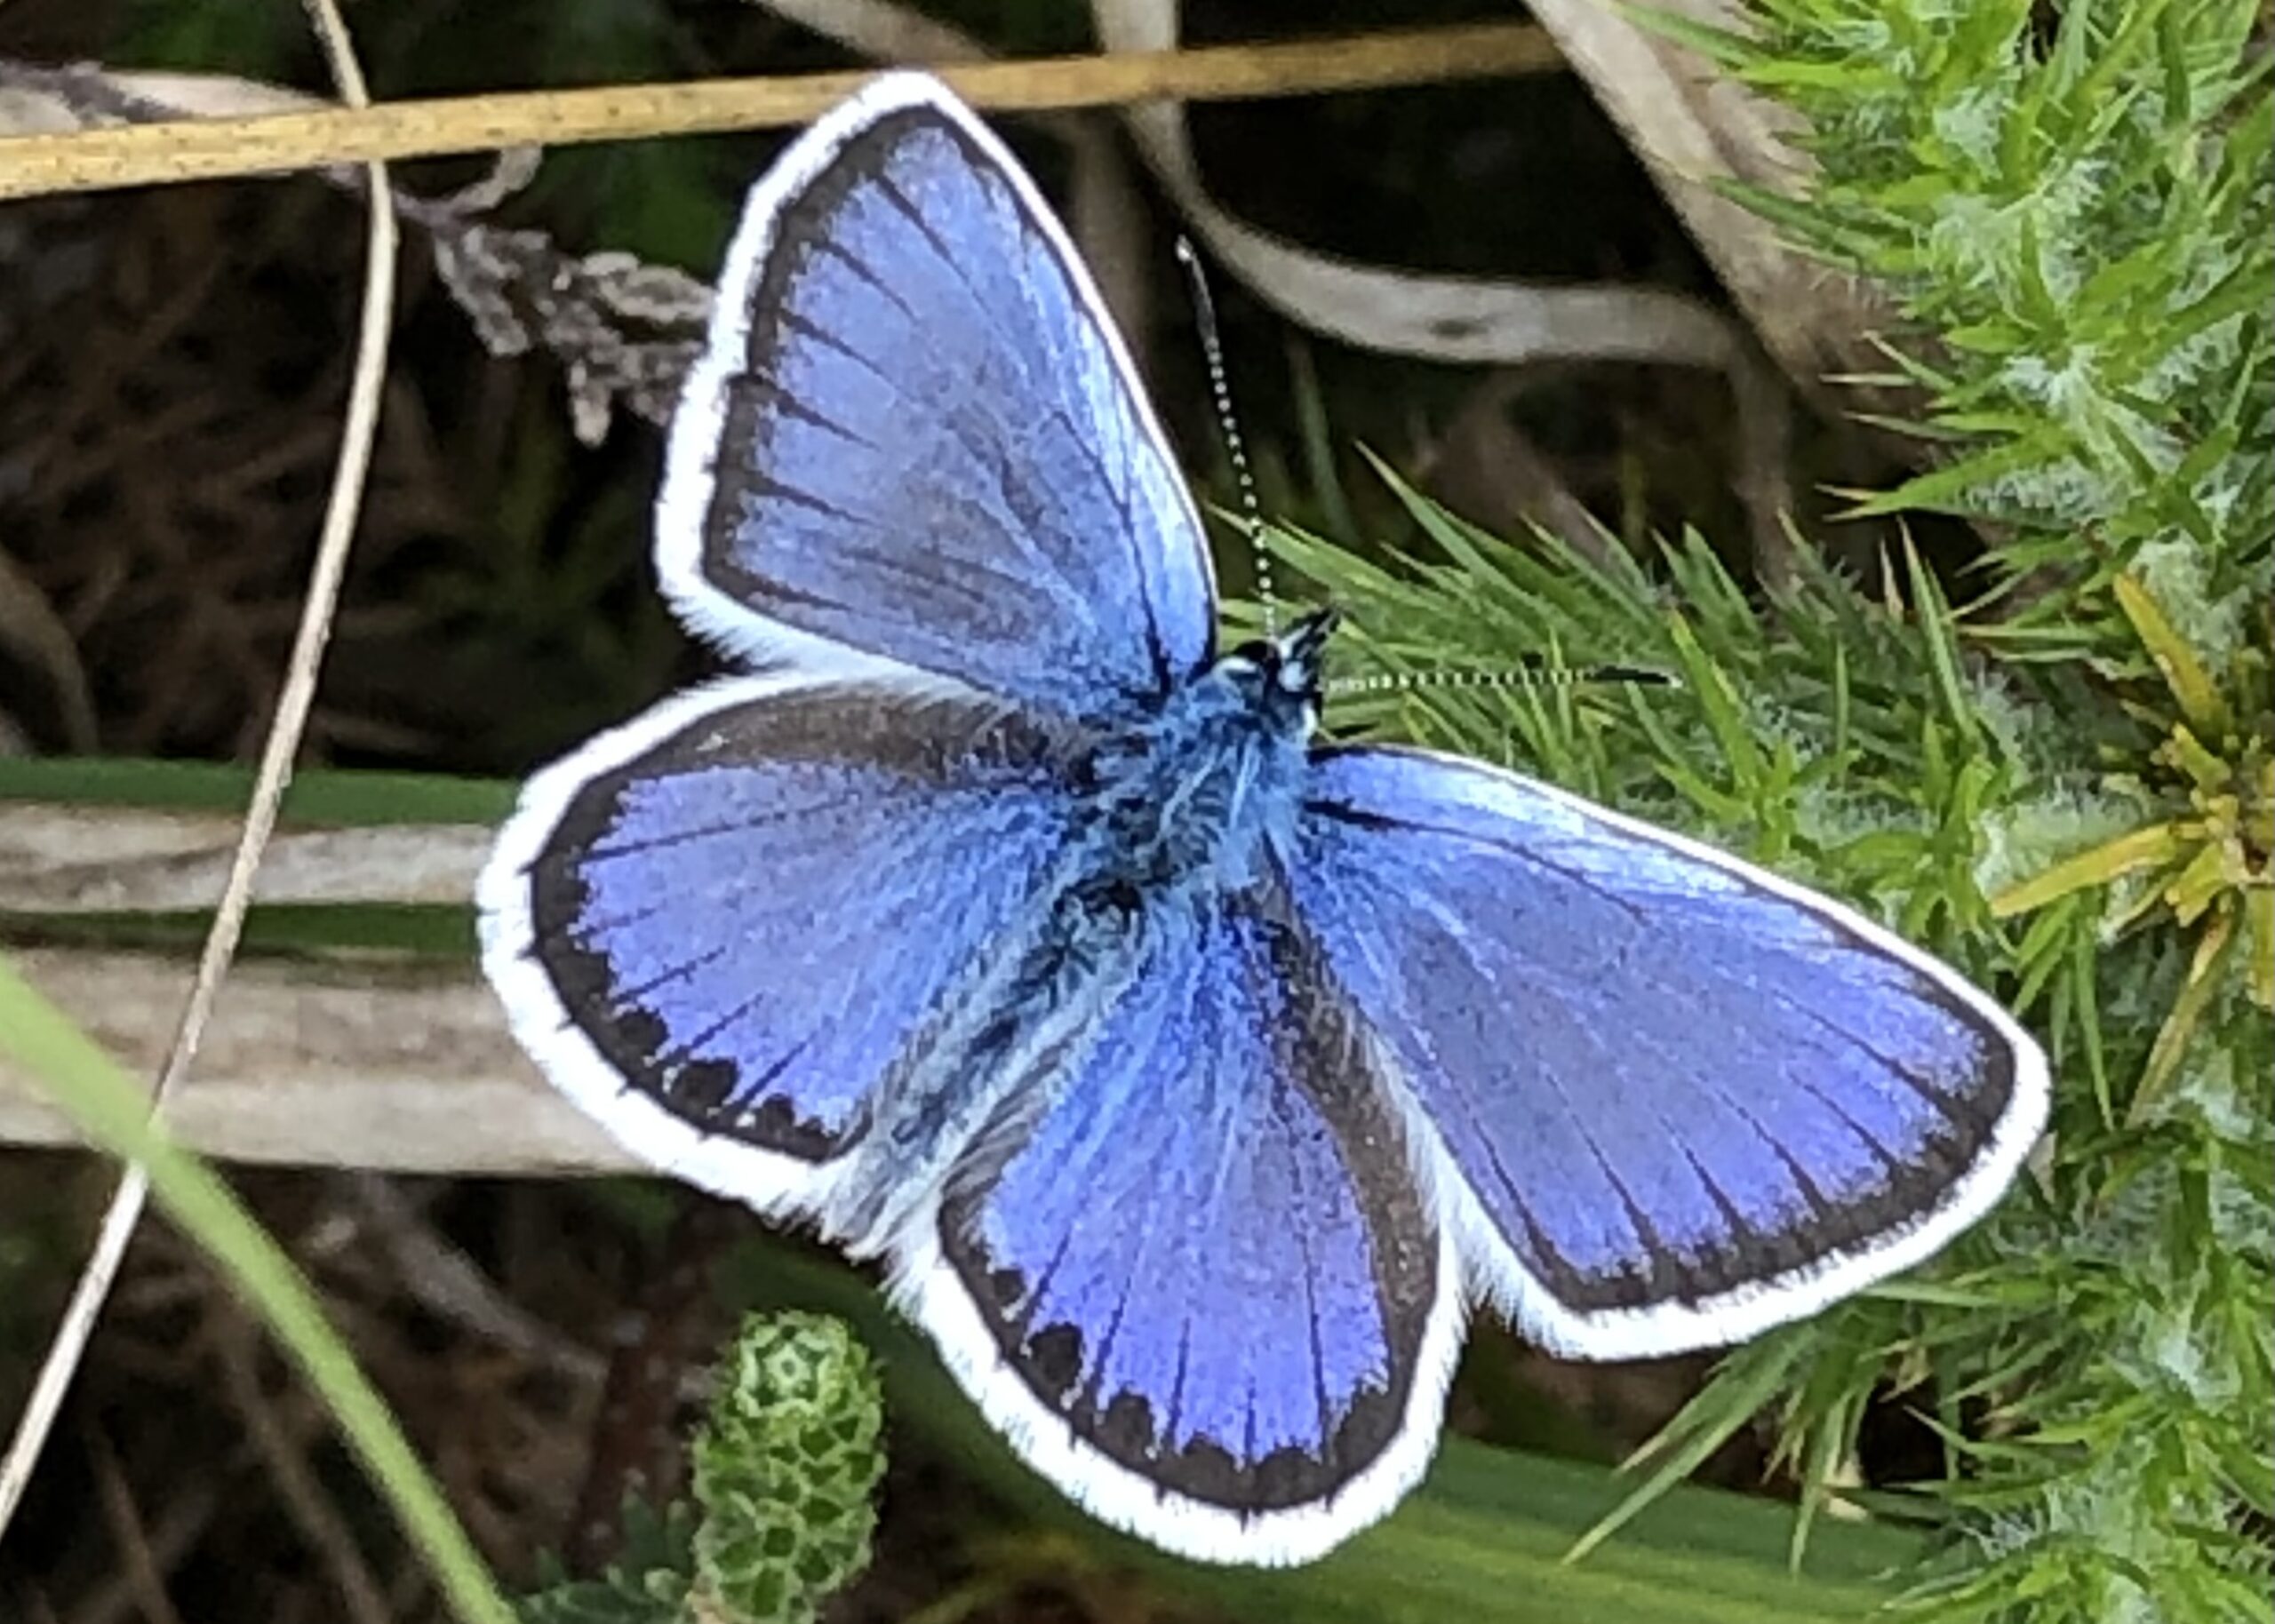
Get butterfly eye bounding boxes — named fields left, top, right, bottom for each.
left=1217, top=644, right=1278, bottom=700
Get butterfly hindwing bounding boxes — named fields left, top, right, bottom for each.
left=659, top=72, right=1217, bottom=713
left=895, top=888, right=1460, bottom=1565
left=477, top=668, right=1082, bottom=1219
left=1289, top=744, right=2051, bottom=1359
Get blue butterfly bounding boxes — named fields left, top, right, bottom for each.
left=478, top=73, right=2050, bottom=1566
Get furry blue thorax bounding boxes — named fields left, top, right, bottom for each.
left=1076, top=613, right=1333, bottom=907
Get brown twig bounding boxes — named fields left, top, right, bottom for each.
left=213, top=1314, right=395, bottom=1624
left=0, top=0, right=400, bottom=1546
left=60, top=1472, right=223, bottom=1624
left=82, top=1424, right=187, bottom=1624
left=567, top=1198, right=746, bottom=1571
left=0, top=25, right=1561, bottom=201
left=344, top=1174, right=617, bottom=1389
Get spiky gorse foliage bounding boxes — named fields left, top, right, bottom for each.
left=1277, top=2, right=2269, bottom=1616
left=518, top=1312, right=884, bottom=1624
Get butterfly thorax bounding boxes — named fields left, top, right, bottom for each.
left=1073, top=613, right=1334, bottom=908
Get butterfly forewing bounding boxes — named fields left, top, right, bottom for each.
left=658, top=74, right=1216, bottom=712
left=1289, top=744, right=2050, bottom=1359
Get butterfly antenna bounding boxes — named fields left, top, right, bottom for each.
left=1175, top=237, right=1275, bottom=636
left=1325, top=663, right=1675, bottom=698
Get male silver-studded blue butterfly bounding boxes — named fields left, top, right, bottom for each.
left=477, top=73, right=2051, bottom=1566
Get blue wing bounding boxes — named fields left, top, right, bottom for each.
left=656, top=72, right=1216, bottom=715
left=895, top=890, right=1460, bottom=1565
left=477, top=670, right=1081, bottom=1218
left=1288, top=745, right=2050, bottom=1360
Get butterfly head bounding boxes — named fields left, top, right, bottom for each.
left=1221, top=606, right=1340, bottom=736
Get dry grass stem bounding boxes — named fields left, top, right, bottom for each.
left=0, top=25, right=1560, bottom=201
left=0, top=0, right=400, bottom=1546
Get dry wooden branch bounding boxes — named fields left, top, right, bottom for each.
left=0, top=26, right=1560, bottom=201
left=0, top=946, right=630, bottom=1175
left=0, top=806, right=488, bottom=913
left=0, top=809, right=603, bottom=1174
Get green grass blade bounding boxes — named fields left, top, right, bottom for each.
left=0, top=959, right=515, bottom=1624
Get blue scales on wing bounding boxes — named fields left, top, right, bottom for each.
left=499, top=676, right=1083, bottom=1207
left=668, top=84, right=1215, bottom=713
left=1287, top=745, right=2046, bottom=1357
left=909, top=889, right=1449, bottom=1549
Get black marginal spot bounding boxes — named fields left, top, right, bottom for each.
left=742, top=1093, right=836, bottom=1160
left=1025, top=1324, right=1083, bottom=1405
left=1096, top=1391, right=1156, bottom=1467
left=984, top=1266, right=1026, bottom=1318
left=666, top=1059, right=736, bottom=1119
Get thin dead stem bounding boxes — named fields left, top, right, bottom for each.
left=84, top=1425, right=188, bottom=1624
left=0, top=0, right=399, bottom=1546
left=214, top=1315, right=395, bottom=1624
left=0, top=24, right=1560, bottom=201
